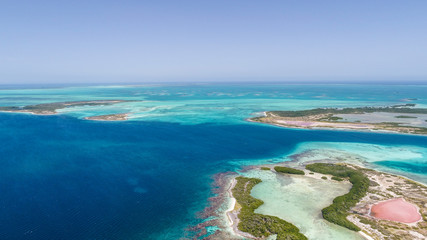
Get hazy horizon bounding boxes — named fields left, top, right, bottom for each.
left=1, top=1, right=427, bottom=84
left=2, top=80, right=427, bottom=91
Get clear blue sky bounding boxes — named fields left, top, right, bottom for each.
left=1, top=0, right=427, bottom=84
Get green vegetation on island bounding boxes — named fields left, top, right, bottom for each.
left=274, top=166, right=305, bottom=175
left=305, top=163, right=370, bottom=231
left=331, top=176, right=344, bottom=181
left=0, top=100, right=130, bottom=115
left=232, top=176, right=307, bottom=240
left=250, top=104, right=427, bottom=135
left=321, top=176, right=328, bottom=180
left=268, top=104, right=427, bottom=118
left=260, top=167, right=271, bottom=170
left=319, top=116, right=343, bottom=121
left=84, top=113, right=129, bottom=121
left=395, top=115, right=417, bottom=118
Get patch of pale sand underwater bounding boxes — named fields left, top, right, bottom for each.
left=288, top=142, right=424, bottom=163
left=283, top=142, right=427, bottom=184
left=241, top=169, right=364, bottom=240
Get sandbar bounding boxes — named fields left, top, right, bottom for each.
left=84, top=113, right=129, bottom=121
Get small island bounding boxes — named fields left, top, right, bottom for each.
left=0, top=100, right=134, bottom=121
left=250, top=104, right=427, bottom=135
left=0, top=100, right=130, bottom=115
left=84, top=113, right=129, bottom=121
left=274, top=166, right=305, bottom=175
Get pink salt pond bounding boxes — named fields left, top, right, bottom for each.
left=370, top=198, right=421, bottom=223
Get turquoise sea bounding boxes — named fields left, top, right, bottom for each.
left=0, top=83, right=427, bottom=239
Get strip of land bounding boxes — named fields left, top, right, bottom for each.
left=0, top=100, right=135, bottom=121
left=250, top=104, right=427, bottom=135
left=84, top=113, right=129, bottom=121
left=0, top=100, right=130, bottom=115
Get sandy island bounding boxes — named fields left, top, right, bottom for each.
left=0, top=100, right=133, bottom=121
left=84, top=113, right=129, bottom=121
left=250, top=105, right=427, bottom=135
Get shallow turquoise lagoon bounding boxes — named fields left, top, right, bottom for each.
left=282, top=142, right=427, bottom=184
left=0, top=84, right=426, bottom=239
left=243, top=169, right=363, bottom=240
left=2, top=84, right=427, bottom=124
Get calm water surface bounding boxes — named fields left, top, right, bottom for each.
left=0, top=84, right=426, bottom=239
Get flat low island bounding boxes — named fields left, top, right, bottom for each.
left=250, top=104, right=427, bottom=135
left=0, top=100, right=132, bottom=121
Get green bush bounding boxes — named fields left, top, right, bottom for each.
left=261, top=167, right=271, bottom=170
left=270, top=105, right=427, bottom=118
left=331, top=176, right=344, bottom=181
left=321, top=176, right=327, bottom=180
left=232, top=177, right=307, bottom=240
left=305, top=163, right=369, bottom=231
left=274, top=166, right=305, bottom=175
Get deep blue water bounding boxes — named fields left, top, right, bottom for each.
left=1, top=112, right=427, bottom=239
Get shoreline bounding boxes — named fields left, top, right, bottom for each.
left=248, top=105, right=427, bottom=136
left=218, top=159, right=427, bottom=240
left=246, top=117, right=427, bottom=137
left=224, top=178, right=257, bottom=239
left=224, top=169, right=373, bottom=240
left=0, top=110, right=131, bottom=122
left=83, top=113, right=130, bottom=121
left=0, top=110, right=56, bottom=116
left=0, top=100, right=134, bottom=121
left=225, top=178, right=236, bottom=227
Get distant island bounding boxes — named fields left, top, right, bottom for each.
left=0, top=100, right=131, bottom=121
left=84, top=113, right=129, bottom=121
left=250, top=104, right=427, bottom=135
left=225, top=163, right=427, bottom=240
